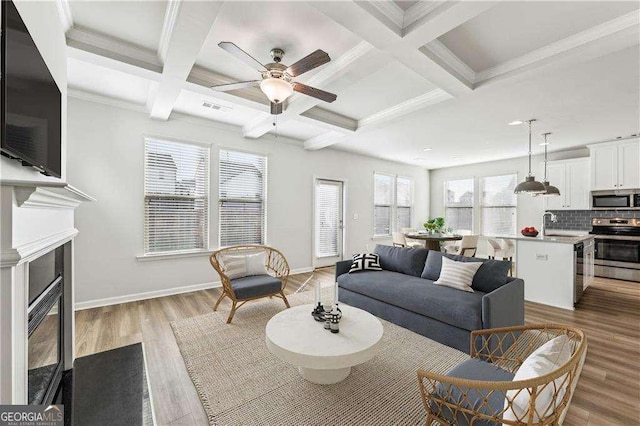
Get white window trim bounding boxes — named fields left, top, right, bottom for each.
left=373, top=173, right=414, bottom=237
left=141, top=136, right=211, bottom=257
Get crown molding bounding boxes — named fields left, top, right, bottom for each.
left=14, top=185, right=95, bottom=210
left=299, top=107, right=358, bottom=132
left=158, top=0, right=182, bottom=64
left=421, top=40, right=476, bottom=85
left=358, top=88, right=452, bottom=129
left=365, top=1, right=405, bottom=32
left=403, top=0, right=445, bottom=28
left=476, top=10, right=640, bottom=83
left=67, top=26, right=163, bottom=74
left=55, top=0, right=74, bottom=33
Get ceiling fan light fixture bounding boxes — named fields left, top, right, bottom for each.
left=260, top=78, right=293, bottom=104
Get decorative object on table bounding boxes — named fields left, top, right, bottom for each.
left=514, top=119, right=547, bottom=194
left=532, top=132, right=561, bottom=197
left=209, top=245, right=290, bottom=324
left=329, top=312, right=340, bottom=333
left=312, top=283, right=326, bottom=321
left=521, top=226, right=539, bottom=237
left=348, top=253, right=382, bottom=273
left=423, top=217, right=446, bottom=234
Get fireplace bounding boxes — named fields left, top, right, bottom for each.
left=27, top=245, right=64, bottom=405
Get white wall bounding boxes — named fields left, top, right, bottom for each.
left=0, top=1, right=68, bottom=183
left=66, top=97, right=430, bottom=306
left=429, top=148, right=587, bottom=256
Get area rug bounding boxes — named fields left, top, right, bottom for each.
left=171, top=290, right=469, bottom=425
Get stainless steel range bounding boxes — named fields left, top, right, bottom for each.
left=590, top=218, right=640, bottom=282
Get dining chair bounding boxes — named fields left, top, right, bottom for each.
left=487, top=238, right=515, bottom=275
left=401, top=228, right=424, bottom=248
left=444, top=235, right=479, bottom=257
left=392, top=232, right=407, bottom=247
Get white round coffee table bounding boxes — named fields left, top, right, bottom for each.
left=265, top=304, right=384, bottom=385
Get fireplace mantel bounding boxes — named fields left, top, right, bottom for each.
left=0, top=182, right=93, bottom=404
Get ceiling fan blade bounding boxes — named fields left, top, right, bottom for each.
left=292, top=83, right=337, bottom=103
left=211, top=80, right=261, bottom=92
left=270, top=102, right=283, bottom=115
left=285, top=50, right=330, bottom=77
left=218, top=42, right=267, bottom=72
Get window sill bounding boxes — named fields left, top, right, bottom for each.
left=371, top=235, right=392, bottom=240
left=136, top=249, right=213, bottom=262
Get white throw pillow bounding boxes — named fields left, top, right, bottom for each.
left=219, top=255, right=247, bottom=280
left=434, top=257, right=481, bottom=292
left=503, top=335, right=573, bottom=423
left=244, top=252, right=269, bottom=276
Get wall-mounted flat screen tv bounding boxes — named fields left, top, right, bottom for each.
left=1, top=0, right=62, bottom=178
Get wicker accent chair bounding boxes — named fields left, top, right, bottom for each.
left=210, top=245, right=290, bottom=323
left=418, top=324, right=587, bottom=426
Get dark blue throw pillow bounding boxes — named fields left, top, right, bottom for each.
left=421, top=251, right=511, bottom=293
left=374, top=245, right=429, bottom=277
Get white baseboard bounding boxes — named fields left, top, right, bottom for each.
left=74, top=266, right=316, bottom=311
left=74, top=280, right=222, bottom=311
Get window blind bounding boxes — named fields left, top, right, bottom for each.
left=481, top=174, right=517, bottom=236
left=444, top=178, right=474, bottom=234
left=144, top=138, right=209, bottom=254
left=219, top=150, right=266, bottom=246
left=374, top=173, right=393, bottom=236
left=396, top=177, right=413, bottom=231
left=316, top=180, right=341, bottom=257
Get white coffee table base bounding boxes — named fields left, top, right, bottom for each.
left=298, top=366, right=351, bottom=384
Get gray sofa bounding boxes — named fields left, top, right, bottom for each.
left=336, top=245, right=524, bottom=353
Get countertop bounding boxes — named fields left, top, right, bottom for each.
left=485, top=230, right=594, bottom=245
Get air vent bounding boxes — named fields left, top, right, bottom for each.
left=202, top=101, right=231, bottom=112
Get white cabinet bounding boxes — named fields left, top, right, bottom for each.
left=589, top=139, right=640, bottom=190
left=541, top=158, right=590, bottom=210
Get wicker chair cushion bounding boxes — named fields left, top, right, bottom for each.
left=432, top=358, right=514, bottom=426
left=503, top=335, right=573, bottom=423
left=231, top=275, right=282, bottom=300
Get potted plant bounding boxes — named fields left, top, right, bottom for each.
left=423, top=217, right=446, bottom=235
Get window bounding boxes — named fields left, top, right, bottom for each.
left=373, top=173, right=414, bottom=236
left=444, top=178, right=474, bottom=234
left=219, top=150, right=267, bottom=246
left=144, top=138, right=209, bottom=254
left=374, top=174, right=393, bottom=236
left=481, top=174, right=517, bottom=236
left=396, top=177, right=413, bottom=231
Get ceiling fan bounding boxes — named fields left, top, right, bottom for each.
left=211, top=42, right=337, bottom=115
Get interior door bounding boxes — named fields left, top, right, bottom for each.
left=314, top=179, right=344, bottom=268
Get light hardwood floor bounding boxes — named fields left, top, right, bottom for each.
left=74, top=270, right=639, bottom=425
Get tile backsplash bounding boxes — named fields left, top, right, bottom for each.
left=545, top=210, right=640, bottom=231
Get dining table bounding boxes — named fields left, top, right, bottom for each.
left=404, top=232, right=463, bottom=251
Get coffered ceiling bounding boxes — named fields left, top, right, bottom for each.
left=61, top=0, right=640, bottom=169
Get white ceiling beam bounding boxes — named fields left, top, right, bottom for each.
left=299, top=107, right=358, bottom=132
left=149, top=1, right=224, bottom=120
left=310, top=1, right=489, bottom=96
left=475, top=10, right=640, bottom=85
left=242, top=41, right=374, bottom=139
left=401, top=1, right=500, bottom=47
left=303, top=88, right=453, bottom=150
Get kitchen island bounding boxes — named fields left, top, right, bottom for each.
left=513, top=233, right=595, bottom=310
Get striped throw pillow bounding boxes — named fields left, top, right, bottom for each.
left=434, top=256, right=482, bottom=292
left=219, top=255, right=247, bottom=280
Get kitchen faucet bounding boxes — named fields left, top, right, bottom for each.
left=541, top=211, right=558, bottom=236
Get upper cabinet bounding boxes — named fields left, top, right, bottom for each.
left=589, top=139, right=640, bottom=191
left=542, top=158, right=590, bottom=210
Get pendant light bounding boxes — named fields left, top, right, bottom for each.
left=537, top=132, right=561, bottom=197
left=514, top=119, right=546, bottom=194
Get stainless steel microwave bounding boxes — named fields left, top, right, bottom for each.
left=591, top=191, right=640, bottom=210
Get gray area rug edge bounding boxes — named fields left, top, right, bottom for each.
left=170, top=290, right=468, bottom=425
